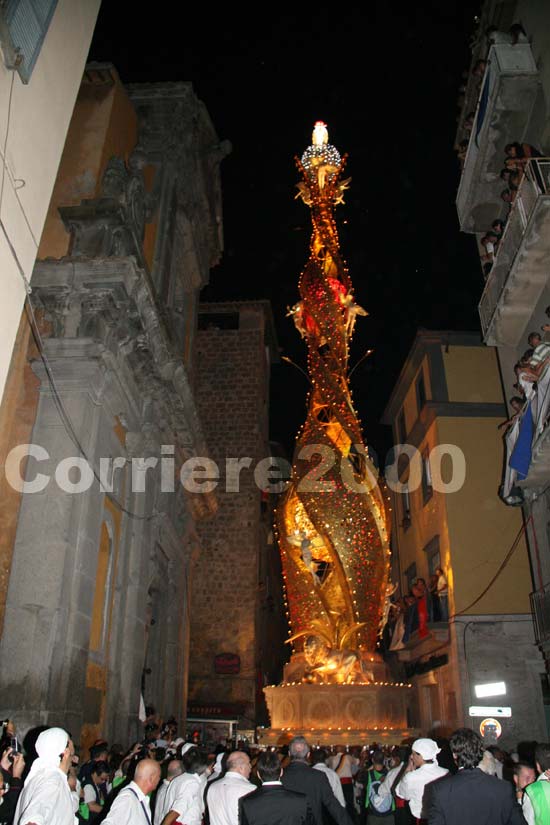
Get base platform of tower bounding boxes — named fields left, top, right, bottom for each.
left=259, top=654, right=418, bottom=747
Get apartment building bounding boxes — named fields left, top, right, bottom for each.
left=381, top=330, right=547, bottom=746
left=455, top=0, right=550, bottom=665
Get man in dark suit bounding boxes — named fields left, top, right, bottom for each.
left=426, top=727, right=527, bottom=825
left=281, top=736, right=354, bottom=825
left=239, top=749, right=314, bottom=825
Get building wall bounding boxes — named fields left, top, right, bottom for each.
left=384, top=332, right=546, bottom=743
left=399, top=355, right=431, bottom=437
left=38, top=66, right=137, bottom=259
left=442, top=345, right=503, bottom=404
left=0, top=0, right=101, bottom=407
left=438, top=417, right=531, bottom=616
left=394, top=417, right=453, bottom=595
left=453, top=615, right=547, bottom=749
left=190, top=305, right=274, bottom=728
left=0, top=71, right=226, bottom=749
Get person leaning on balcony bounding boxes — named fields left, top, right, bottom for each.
left=505, top=142, right=542, bottom=162
left=463, top=111, right=475, bottom=134
left=528, top=332, right=542, bottom=350
left=501, top=188, right=516, bottom=210
left=472, top=59, right=486, bottom=78
left=434, top=568, right=448, bottom=621
left=501, top=165, right=522, bottom=190
left=456, top=139, right=469, bottom=168
left=480, top=231, right=499, bottom=270
left=492, top=218, right=506, bottom=238
left=498, top=397, right=525, bottom=433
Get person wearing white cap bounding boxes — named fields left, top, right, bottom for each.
left=394, top=738, right=448, bottom=823
left=14, top=727, right=77, bottom=825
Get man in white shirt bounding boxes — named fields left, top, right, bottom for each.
left=206, top=750, right=256, bottom=825
left=102, top=759, right=160, bottom=825
left=14, top=727, right=77, bottom=825
left=311, top=748, right=346, bottom=807
left=160, top=748, right=209, bottom=825
left=153, top=760, right=183, bottom=825
left=327, top=746, right=359, bottom=819
left=395, top=738, right=448, bottom=821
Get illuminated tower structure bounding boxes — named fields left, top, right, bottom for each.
left=262, top=124, right=414, bottom=746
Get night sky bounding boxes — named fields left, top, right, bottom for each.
left=88, top=3, right=482, bottom=464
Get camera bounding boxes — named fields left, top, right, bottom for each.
left=7, top=737, right=19, bottom=764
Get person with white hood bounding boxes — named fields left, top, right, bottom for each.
left=394, top=738, right=448, bottom=824
left=14, top=727, right=77, bottom=825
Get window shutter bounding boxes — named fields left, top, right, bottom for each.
left=4, top=0, right=58, bottom=83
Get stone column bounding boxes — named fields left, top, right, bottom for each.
left=0, top=340, right=108, bottom=735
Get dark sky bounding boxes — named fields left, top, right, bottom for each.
left=88, top=3, right=482, bottom=464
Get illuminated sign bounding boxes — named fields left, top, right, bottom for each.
left=214, top=653, right=241, bottom=675
left=479, top=718, right=502, bottom=739
left=469, top=706, right=511, bottom=718
left=474, top=682, right=506, bottom=698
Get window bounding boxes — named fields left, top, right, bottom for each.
left=402, top=483, right=411, bottom=529
left=416, top=370, right=426, bottom=413
left=397, top=410, right=407, bottom=445
left=421, top=448, right=433, bottom=505
left=424, top=536, right=441, bottom=576
left=405, top=562, right=417, bottom=594
left=0, top=0, right=58, bottom=84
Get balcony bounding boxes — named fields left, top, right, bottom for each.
left=501, top=355, right=550, bottom=499
left=456, top=43, right=539, bottom=234
left=530, top=584, right=550, bottom=650
left=396, top=622, right=449, bottom=663
left=478, top=159, right=550, bottom=346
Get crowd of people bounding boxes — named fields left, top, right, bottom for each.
left=499, top=317, right=550, bottom=437
left=478, top=142, right=544, bottom=279
left=499, top=314, right=550, bottom=504
left=4, top=713, right=549, bottom=825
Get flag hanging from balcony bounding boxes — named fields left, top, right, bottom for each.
left=509, top=400, right=533, bottom=480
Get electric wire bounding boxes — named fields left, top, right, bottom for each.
left=23, top=295, right=156, bottom=521
left=449, top=519, right=527, bottom=618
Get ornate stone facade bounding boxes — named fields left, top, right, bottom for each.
left=0, top=72, right=227, bottom=748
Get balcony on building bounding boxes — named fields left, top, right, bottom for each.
left=479, top=158, right=550, bottom=347
left=501, top=350, right=550, bottom=500
left=395, top=621, right=449, bottom=663
left=456, top=43, right=539, bottom=235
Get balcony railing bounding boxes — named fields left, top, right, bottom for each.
left=456, top=42, right=539, bottom=234
left=530, top=584, right=550, bottom=647
left=479, top=159, right=550, bottom=345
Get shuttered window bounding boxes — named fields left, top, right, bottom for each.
left=1, top=0, right=58, bottom=83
